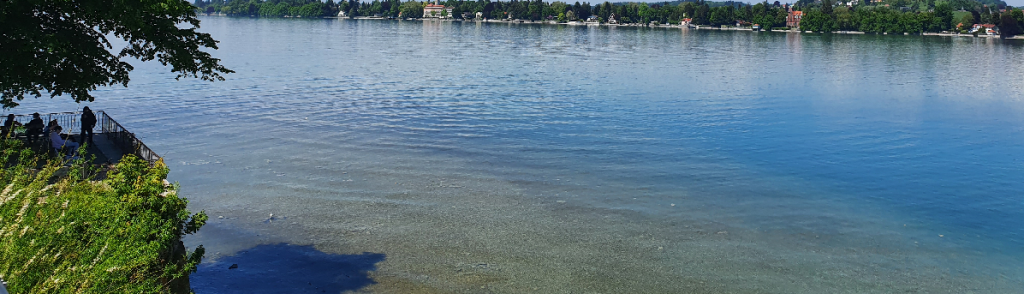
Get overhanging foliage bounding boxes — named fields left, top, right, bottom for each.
left=0, top=0, right=233, bottom=108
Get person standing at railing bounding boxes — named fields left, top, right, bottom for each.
left=24, top=113, right=44, bottom=144
left=80, top=107, right=96, bottom=144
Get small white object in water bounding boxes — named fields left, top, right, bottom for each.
left=556, top=200, right=566, bottom=203
left=269, top=213, right=274, bottom=218
left=218, top=216, right=224, bottom=219
left=670, top=203, right=675, bottom=207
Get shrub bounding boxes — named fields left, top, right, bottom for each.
left=0, top=139, right=207, bottom=293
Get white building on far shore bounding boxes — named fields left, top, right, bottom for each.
left=423, top=1, right=453, bottom=18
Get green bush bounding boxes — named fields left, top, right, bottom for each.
left=0, top=139, right=207, bottom=293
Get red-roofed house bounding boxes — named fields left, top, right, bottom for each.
left=787, top=10, right=803, bottom=28
left=423, top=1, right=453, bottom=18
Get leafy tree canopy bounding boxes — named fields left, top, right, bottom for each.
left=0, top=0, right=233, bottom=108
left=1001, top=13, right=1022, bottom=38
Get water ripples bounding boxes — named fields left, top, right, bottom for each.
left=8, top=17, right=1024, bottom=291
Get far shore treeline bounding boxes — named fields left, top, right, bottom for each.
left=192, top=0, right=1024, bottom=36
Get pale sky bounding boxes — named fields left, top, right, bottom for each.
left=609, top=0, right=1024, bottom=7
left=1000, top=0, right=1022, bottom=6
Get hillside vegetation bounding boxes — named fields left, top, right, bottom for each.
left=0, top=140, right=207, bottom=294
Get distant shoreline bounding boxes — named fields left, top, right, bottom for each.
left=199, top=14, right=1024, bottom=39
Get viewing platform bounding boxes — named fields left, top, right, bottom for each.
left=3, top=111, right=160, bottom=165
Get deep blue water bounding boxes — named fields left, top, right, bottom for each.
left=7, top=18, right=1024, bottom=292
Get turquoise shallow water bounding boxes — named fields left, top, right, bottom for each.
left=7, top=18, right=1024, bottom=292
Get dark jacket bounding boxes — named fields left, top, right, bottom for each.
left=82, top=111, right=97, bottom=129
left=1, top=118, right=18, bottom=135
left=25, top=118, right=44, bottom=132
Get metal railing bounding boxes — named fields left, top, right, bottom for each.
left=3, top=111, right=161, bottom=164
left=7, top=111, right=83, bottom=133
left=98, top=111, right=161, bottom=164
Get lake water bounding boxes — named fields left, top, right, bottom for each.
left=8, top=17, right=1024, bottom=292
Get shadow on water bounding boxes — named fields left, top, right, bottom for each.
left=190, top=244, right=385, bottom=294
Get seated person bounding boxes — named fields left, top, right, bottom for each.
left=42, top=119, right=76, bottom=144
left=24, top=113, right=44, bottom=143
left=49, top=125, right=80, bottom=154
left=43, top=119, right=58, bottom=136
left=1, top=114, right=22, bottom=138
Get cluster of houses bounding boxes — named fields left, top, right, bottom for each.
left=419, top=1, right=606, bottom=22
left=375, top=0, right=1004, bottom=35
left=677, top=4, right=802, bottom=30
left=965, top=23, right=999, bottom=35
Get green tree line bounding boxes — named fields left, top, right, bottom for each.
left=193, top=0, right=786, bottom=27
left=194, top=0, right=339, bottom=17
left=192, top=0, right=1022, bottom=36
left=799, top=0, right=1023, bottom=37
